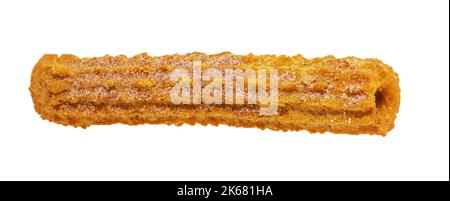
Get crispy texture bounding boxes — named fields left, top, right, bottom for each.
left=30, top=52, right=400, bottom=136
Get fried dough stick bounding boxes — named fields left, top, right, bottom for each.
left=30, top=52, right=400, bottom=136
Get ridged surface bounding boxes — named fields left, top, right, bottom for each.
left=30, top=52, right=400, bottom=135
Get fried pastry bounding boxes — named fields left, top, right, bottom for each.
left=29, top=52, right=400, bottom=136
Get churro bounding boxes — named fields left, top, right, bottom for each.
left=30, top=52, right=400, bottom=135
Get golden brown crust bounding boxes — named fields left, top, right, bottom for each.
left=29, top=52, right=400, bottom=136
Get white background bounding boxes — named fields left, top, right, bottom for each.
left=0, top=0, right=448, bottom=181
